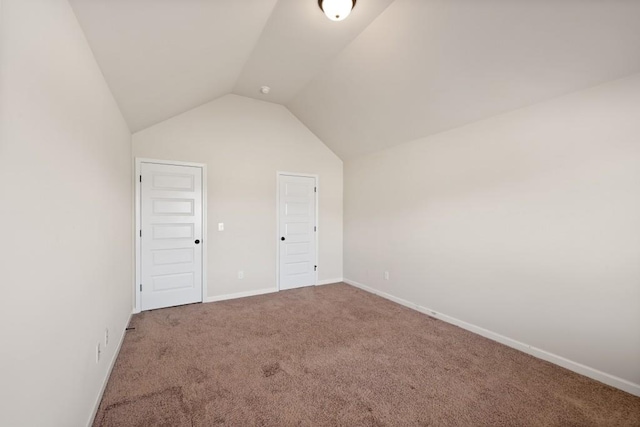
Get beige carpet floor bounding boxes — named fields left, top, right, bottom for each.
left=94, top=283, right=640, bottom=426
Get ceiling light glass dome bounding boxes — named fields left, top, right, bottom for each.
left=319, top=0, right=356, bottom=22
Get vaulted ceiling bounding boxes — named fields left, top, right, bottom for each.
left=70, top=0, right=640, bottom=159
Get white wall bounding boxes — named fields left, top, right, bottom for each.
left=133, top=94, right=343, bottom=299
left=344, top=74, right=640, bottom=394
left=0, top=0, right=133, bottom=425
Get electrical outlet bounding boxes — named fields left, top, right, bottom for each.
left=105, top=328, right=109, bottom=347
left=96, top=342, right=101, bottom=363
left=238, top=271, right=244, bottom=279
left=384, top=271, right=390, bottom=280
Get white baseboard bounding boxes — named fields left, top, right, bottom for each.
left=316, top=278, right=344, bottom=286
left=87, top=311, right=133, bottom=427
left=205, top=287, right=278, bottom=303
left=204, top=281, right=345, bottom=303
left=343, top=278, right=640, bottom=397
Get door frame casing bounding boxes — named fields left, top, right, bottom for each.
left=134, top=158, right=208, bottom=313
left=276, top=171, right=319, bottom=291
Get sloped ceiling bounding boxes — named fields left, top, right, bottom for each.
left=69, top=0, right=280, bottom=132
left=70, top=0, right=640, bottom=159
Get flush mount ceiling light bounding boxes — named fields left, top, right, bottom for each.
left=318, top=0, right=356, bottom=22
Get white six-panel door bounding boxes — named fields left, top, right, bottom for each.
left=140, top=162, right=203, bottom=310
left=279, top=175, right=317, bottom=290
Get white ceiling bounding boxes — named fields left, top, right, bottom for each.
left=70, top=0, right=640, bottom=159
left=70, top=0, right=393, bottom=132
left=233, top=0, right=395, bottom=104
left=69, top=0, right=279, bottom=132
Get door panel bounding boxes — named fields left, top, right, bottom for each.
left=152, top=223, right=194, bottom=240
left=152, top=248, right=194, bottom=265
left=152, top=272, right=194, bottom=291
left=141, top=163, right=203, bottom=310
left=152, top=199, right=194, bottom=215
left=279, top=175, right=316, bottom=290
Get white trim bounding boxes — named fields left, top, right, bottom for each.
left=276, top=171, right=319, bottom=290
left=134, top=158, right=208, bottom=313
left=316, top=278, right=343, bottom=286
left=343, top=278, right=640, bottom=397
left=86, top=311, right=133, bottom=427
left=205, top=287, right=278, bottom=303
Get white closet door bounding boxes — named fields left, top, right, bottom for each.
left=279, top=175, right=316, bottom=290
left=140, top=162, right=203, bottom=310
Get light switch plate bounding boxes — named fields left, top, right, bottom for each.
left=218, top=222, right=224, bottom=231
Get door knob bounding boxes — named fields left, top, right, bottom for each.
left=195, top=239, right=200, bottom=244
left=281, top=237, right=285, bottom=241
